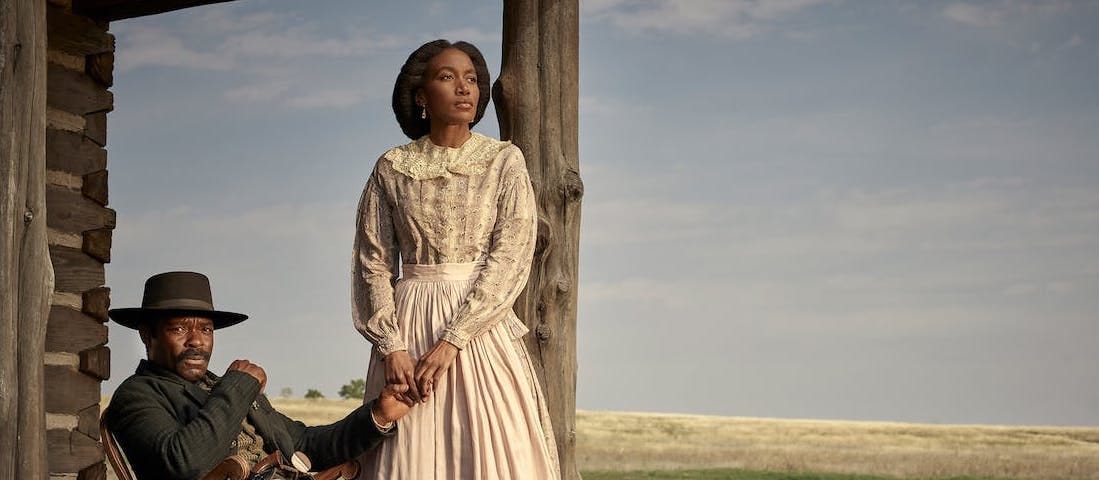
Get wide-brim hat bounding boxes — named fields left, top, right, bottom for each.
left=109, top=271, right=248, bottom=330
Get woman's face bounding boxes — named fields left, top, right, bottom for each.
left=417, top=48, right=479, bottom=127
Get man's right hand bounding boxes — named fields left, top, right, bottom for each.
left=384, top=351, right=420, bottom=402
left=227, top=359, right=267, bottom=394
left=373, top=384, right=416, bottom=426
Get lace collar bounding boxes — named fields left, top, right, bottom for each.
left=383, top=132, right=511, bottom=180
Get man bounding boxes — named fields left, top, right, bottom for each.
left=103, top=271, right=412, bottom=480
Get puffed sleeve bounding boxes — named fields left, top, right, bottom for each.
left=440, top=146, right=537, bottom=348
left=352, top=161, right=405, bottom=355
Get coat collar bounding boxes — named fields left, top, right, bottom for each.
left=135, top=359, right=218, bottom=404
left=133, top=359, right=294, bottom=457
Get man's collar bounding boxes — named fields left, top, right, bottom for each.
left=136, top=359, right=220, bottom=386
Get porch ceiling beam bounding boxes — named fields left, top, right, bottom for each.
left=73, top=0, right=237, bottom=21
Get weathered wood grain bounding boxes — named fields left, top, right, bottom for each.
left=46, top=184, right=116, bottom=233
left=47, top=61, right=113, bottom=115
left=86, top=51, right=113, bottom=87
left=45, top=365, right=99, bottom=413
left=82, top=169, right=107, bottom=205
left=82, top=286, right=110, bottom=322
left=82, top=227, right=111, bottom=263
left=47, top=4, right=112, bottom=57
left=46, top=428, right=102, bottom=473
left=46, top=127, right=107, bottom=175
left=78, top=462, right=107, bottom=480
left=74, top=0, right=234, bottom=20
left=49, top=245, right=105, bottom=293
left=80, top=345, right=110, bottom=381
left=496, top=1, right=581, bottom=478
left=84, top=110, right=106, bottom=145
left=46, top=306, right=107, bottom=353
left=76, top=403, right=101, bottom=440
left=0, top=0, right=54, bottom=477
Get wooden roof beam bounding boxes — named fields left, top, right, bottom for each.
left=73, top=0, right=237, bottom=21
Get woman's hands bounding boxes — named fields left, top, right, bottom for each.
left=414, top=341, right=459, bottom=400
left=384, top=351, right=421, bottom=403
left=387, top=342, right=461, bottom=403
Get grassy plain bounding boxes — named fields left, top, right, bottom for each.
left=103, top=397, right=1099, bottom=479
left=270, top=399, right=1099, bottom=480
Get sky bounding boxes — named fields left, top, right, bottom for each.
left=100, top=0, right=1099, bottom=427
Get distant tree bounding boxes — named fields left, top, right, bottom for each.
left=338, top=379, right=366, bottom=400
left=279, top=387, right=293, bottom=399
left=304, top=389, right=324, bottom=400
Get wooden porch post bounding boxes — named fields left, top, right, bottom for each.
left=1, top=0, right=56, bottom=478
left=496, top=0, right=582, bottom=478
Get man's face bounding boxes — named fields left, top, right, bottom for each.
left=143, top=316, right=215, bottom=382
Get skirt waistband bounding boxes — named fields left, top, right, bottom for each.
left=401, top=262, right=485, bottom=281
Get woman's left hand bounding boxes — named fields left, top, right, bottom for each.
left=414, top=341, right=459, bottom=401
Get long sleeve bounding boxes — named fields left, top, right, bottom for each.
left=352, top=163, right=404, bottom=355
left=440, top=147, right=537, bottom=348
left=105, top=369, right=261, bottom=480
left=282, top=399, right=393, bottom=470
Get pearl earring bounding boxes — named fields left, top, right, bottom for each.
left=421, top=106, right=427, bottom=119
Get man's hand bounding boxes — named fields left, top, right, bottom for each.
left=384, top=351, right=421, bottom=403
left=372, top=384, right=416, bottom=426
left=227, top=359, right=266, bottom=394
left=413, top=341, right=459, bottom=401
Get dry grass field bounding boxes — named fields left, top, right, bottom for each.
left=573, top=410, right=1099, bottom=480
left=101, top=397, right=1099, bottom=479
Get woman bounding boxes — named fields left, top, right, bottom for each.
left=352, top=39, right=560, bottom=479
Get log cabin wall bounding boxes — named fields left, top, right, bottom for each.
left=42, top=0, right=114, bottom=478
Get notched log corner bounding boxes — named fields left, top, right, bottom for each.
left=82, top=286, right=110, bottom=322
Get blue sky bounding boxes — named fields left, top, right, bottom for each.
left=101, top=0, right=1099, bottom=426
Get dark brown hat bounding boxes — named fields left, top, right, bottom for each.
left=108, top=271, right=248, bottom=330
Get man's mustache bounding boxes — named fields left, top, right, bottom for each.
left=176, top=349, right=210, bottom=362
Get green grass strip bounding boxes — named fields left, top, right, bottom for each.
left=580, top=469, right=1002, bottom=480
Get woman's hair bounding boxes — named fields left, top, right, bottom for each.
left=392, top=39, right=491, bottom=140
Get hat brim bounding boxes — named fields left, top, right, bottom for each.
left=108, top=308, right=248, bottom=330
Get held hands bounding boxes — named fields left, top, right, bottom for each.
left=227, top=359, right=267, bottom=395
left=373, top=384, right=416, bottom=425
left=413, top=341, right=459, bottom=401
left=384, top=351, right=421, bottom=403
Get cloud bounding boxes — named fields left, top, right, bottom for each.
left=942, top=1, right=1073, bottom=28
left=285, top=89, right=367, bottom=109
left=224, top=81, right=291, bottom=102
left=114, top=7, right=410, bottom=110
left=437, top=27, right=501, bottom=46
left=1058, top=33, right=1084, bottom=50
left=943, top=3, right=1007, bottom=27
left=115, top=25, right=235, bottom=72
left=583, top=0, right=828, bottom=38
left=222, top=28, right=402, bottom=59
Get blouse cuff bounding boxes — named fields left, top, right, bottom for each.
left=375, top=340, right=408, bottom=357
left=440, top=330, right=469, bottom=350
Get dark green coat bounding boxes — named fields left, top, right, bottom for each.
left=104, top=360, right=391, bottom=480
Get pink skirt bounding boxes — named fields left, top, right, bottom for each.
left=357, top=262, right=560, bottom=479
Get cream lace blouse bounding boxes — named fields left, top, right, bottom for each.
left=352, top=132, right=537, bottom=355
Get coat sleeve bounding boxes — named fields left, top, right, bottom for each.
left=105, top=371, right=261, bottom=480
left=440, top=147, right=538, bottom=349
left=352, top=161, right=404, bottom=355
left=281, top=400, right=393, bottom=470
